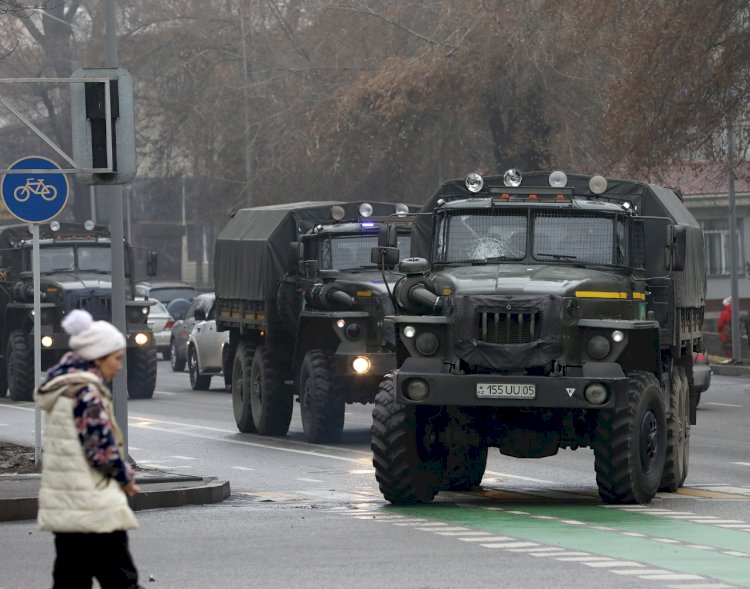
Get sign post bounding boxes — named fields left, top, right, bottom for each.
left=0, top=156, right=68, bottom=462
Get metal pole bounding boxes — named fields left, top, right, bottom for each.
left=33, top=224, right=42, bottom=463
left=239, top=2, right=252, bottom=207
left=105, top=0, right=129, bottom=451
left=727, top=122, right=742, bottom=362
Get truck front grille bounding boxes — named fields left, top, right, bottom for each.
left=69, top=296, right=112, bottom=321
left=477, top=310, right=540, bottom=344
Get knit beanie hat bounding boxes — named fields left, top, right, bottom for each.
left=62, top=309, right=126, bottom=361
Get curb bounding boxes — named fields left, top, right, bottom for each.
left=709, top=363, right=750, bottom=377
left=0, top=476, right=231, bottom=523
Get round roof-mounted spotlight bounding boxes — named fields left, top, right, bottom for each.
left=503, top=169, right=522, bottom=187
left=330, top=205, right=346, bottom=221
left=84, top=220, right=95, bottom=231
left=589, top=175, right=608, bottom=195
left=622, top=201, right=632, bottom=211
left=359, top=203, right=373, bottom=218
left=465, top=172, right=484, bottom=193
left=549, top=170, right=568, bottom=188
left=50, top=221, right=61, bottom=232
left=394, top=203, right=410, bottom=216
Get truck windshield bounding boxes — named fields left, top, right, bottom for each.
left=37, top=245, right=112, bottom=273
left=436, top=210, right=620, bottom=266
left=323, top=233, right=412, bottom=270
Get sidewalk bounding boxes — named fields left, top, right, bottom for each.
left=0, top=467, right=230, bottom=523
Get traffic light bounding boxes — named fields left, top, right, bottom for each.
left=71, top=67, right=136, bottom=185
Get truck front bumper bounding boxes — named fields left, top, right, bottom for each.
left=392, top=358, right=630, bottom=409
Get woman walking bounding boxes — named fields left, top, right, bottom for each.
left=35, top=309, right=142, bottom=588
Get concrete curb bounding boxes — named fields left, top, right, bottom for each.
left=0, top=475, right=231, bottom=523
left=709, top=363, right=750, bottom=377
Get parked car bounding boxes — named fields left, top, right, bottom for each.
left=187, top=300, right=229, bottom=390
left=169, top=292, right=214, bottom=372
left=693, top=351, right=712, bottom=406
left=144, top=299, right=173, bottom=361
left=136, top=281, right=198, bottom=307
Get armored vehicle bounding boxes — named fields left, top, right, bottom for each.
left=214, top=201, right=414, bottom=443
left=0, top=222, right=158, bottom=401
left=371, top=170, right=705, bottom=505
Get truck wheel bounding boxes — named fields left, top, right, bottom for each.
left=232, top=342, right=256, bottom=432
left=188, top=347, right=212, bottom=391
left=660, top=366, right=690, bottom=491
left=593, top=371, right=666, bottom=504
left=250, top=344, right=293, bottom=436
left=299, top=350, right=345, bottom=443
left=7, top=330, right=34, bottom=402
left=127, top=346, right=157, bottom=399
left=170, top=339, right=185, bottom=372
left=444, top=441, right=488, bottom=491
left=371, top=379, right=441, bottom=504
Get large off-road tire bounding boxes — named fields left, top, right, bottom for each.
left=232, top=342, right=256, bottom=433
left=660, top=365, right=690, bottom=492
left=170, top=339, right=186, bottom=372
left=188, top=346, right=212, bottom=391
left=371, top=379, right=442, bottom=504
left=0, top=347, right=8, bottom=398
left=127, top=346, right=157, bottom=399
left=593, top=371, right=666, bottom=504
left=444, top=441, right=488, bottom=491
left=7, top=330, right=34, bottom=402
left=250, top=344, right=292, bottom=436
left=299, top=350, right=345, bottom=443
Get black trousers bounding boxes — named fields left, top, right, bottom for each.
left=53, top=530, right=140, bottom=589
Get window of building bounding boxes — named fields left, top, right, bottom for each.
left=701, top=218, right=745, bottom=276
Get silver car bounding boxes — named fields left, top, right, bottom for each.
left=186, top=301, right=229, bottom=390
left=145, top=299, right=173, bottom=360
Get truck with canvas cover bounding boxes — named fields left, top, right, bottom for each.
left=0, top=222, right=158, bottom=401
left=214, top=201, right=415, bottom=443
left=370, top=170, right=705, bottom=504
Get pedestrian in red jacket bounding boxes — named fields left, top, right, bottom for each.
left=718, top=296, right=733, bottom=358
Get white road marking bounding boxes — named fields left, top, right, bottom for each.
left=611, top=569, right=672, bottom=575
left=458, top=536, right=513, bottom=542
left=170, top=455, right=196, bottom=460
left=732, top=462, right=750, bottom=467
left=154, top=390, right=178, bottom=396
left=704, top=402, right=742, bottom=407
left=665, top=584, right=733, bottom=589
left=0, top=403, right=33, bottom=411
left=530, top=551, right=590, bottom=558
left=296, top=477, right=323, bottom=483
left=556, top=556, right=613, bottom=562
left=349, top=469, right=375, bottom=474
left=416, top=526, right=468, bottom=532
left=583, top=561, right=645, bottom=568
left=231, top=466, right=255, bottom=471
left=638, top=573, right=705, bottom=581
left=483, top=470, right=554, bottom=483
left=480, top=541, right=539, bottom=549
left=507, top=547, right=566, bottom=553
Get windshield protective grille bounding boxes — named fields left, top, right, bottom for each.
left=439, top=212, right=527, bottom=263
left=478, top=310, right=540, bottom=344
left=533, top=211, right=614, bottom=265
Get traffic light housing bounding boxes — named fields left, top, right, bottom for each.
left=71, top=67, right=136, bottom=185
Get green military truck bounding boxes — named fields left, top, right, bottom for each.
left=0, top=222, right=158, bottom=401
left=371, top=170, right=705, bottom=505
left=214, top=201, right=414, bottom=443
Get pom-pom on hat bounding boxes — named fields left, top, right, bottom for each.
left=62, top=309, right=126, bottom=361
left=723, top=296, right=732, bottom=306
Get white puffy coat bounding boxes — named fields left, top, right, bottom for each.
left=34, top=371, right=138, bottom=533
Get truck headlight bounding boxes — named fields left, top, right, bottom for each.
left=415, top=332, right=439, bottom=356
left=352, top=356, right=371, bottom=374
left=611, top=330, right=624, bottom=343
left=584, top=383, right=608, bottom=405
left=41, top=335, right=54, bottom=348
left=404, top=378, right=429, bottom=401
left=403, top=325, right=416, bottom=338
left=134, top=332, right=149, bottom=346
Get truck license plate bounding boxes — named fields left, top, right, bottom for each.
left=476, top=383, right=536, bottom=399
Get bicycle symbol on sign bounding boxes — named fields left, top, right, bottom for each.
left=13, top=178, right=58, bottom=203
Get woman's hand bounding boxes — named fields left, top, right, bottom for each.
left=122, top=481, right=141, bottom=496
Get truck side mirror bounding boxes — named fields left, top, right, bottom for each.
left=378, top=224, right=398, bottom=248
left=666, top=225, right=686, bottom=272
left=300, top=259, right=319, bottom=279
left=371, top=246, right=399, bottom=270
left=146, top=251, right=158, bottom=277
left=289, top=241, right=302, bottom=265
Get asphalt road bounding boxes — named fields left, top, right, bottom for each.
left=1, top=360, right=749, bottom=588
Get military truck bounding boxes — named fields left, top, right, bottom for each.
left=0, top=222, right=158, bottom=401
left=370, top=170, right=705, bottom=505
left=214, top=201, right=414, bottom=443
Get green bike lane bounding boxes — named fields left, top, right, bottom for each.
left=385, top=501, right=750, bottom=587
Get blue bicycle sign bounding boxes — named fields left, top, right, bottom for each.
left=1, top=156, right=68, bottom=223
